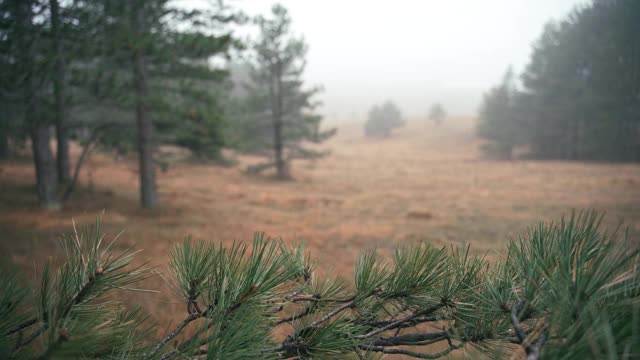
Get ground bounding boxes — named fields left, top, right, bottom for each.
left=1, top=117, right=639, bottom=333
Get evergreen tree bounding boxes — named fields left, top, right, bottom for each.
left=1, top=211, right=638, bottom=359
left=95, top=0, right=238, bottom=206
left=515, top=0, right=640, bottom=161
left=364, top=100, right=404, bottom=138
left=428, top=102, right=446, bottom=126
left=0, top=0, right=60, bottom=209
left=243, top=4, right=336, bottom=180
left=1, top=0, right=240, bottom=208
left=477, top=68, right=520, bottom=160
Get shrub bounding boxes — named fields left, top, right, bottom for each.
left=1, top=212, right=638, bottom=359
left=364, top=101, right=404, bottom=138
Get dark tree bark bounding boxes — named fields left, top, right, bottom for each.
left=50, top=0, right=70, bottom=182
left=30, top=125, right=59, bottom=209
left=0, top=132, right=8, bottom=159
left=131, top=5, right=158, bottom=208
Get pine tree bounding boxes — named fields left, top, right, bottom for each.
left=0, top=0, right=60, bottom=209
left=243, top=4, right=336, bottom=180
left=477, top=68, right=520, bottom=160
left=3, top=211, right=636, bottom=359
left=62, top=0, right=239, bottom=207
left=97, top=0, right=236, bottom=207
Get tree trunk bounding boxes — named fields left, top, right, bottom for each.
left=50, top=0, right=70, bottom=182
left=133, top=54, right=158, bottom=208
left=131, top=6, right=158, bottom=208
left=273, top=121, right=287, bottom=179
left=30, top=125, right=59, bottom=209
left=272, top=64, right=288, bottom=180
left=0, top=132, right=8, bottom=159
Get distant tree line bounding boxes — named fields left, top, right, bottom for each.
left=0, top=1, right=334, bottom=208
left=363, top=100, right=446, bottom=138
left=478, top=0, right=640, bottom=162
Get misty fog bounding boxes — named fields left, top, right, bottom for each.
left=228, top=0, right=587, bottom=119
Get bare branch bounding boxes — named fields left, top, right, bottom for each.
left=61, top=121, right=120, bottom=202
left=6, top=318, right=37, bottom=336
left=370, top=331, right=450, bottom=347
left=150, top=311, right=202, bottom=357
left=275, top=305, right=314, bottom=326
left=292, top=295, right=355, bottom=303
left=355, top=303, right=443, bottom=340
left=360, top=342, right=465, bottom=359
left=367, top=315, right=445, bottom=329
left=308, top=301, right=354, bottom=328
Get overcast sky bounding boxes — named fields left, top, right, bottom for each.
left=195, top=0, right=588, bottom=119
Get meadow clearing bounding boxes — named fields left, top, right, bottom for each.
left=1, top=117, right=639, bottom=331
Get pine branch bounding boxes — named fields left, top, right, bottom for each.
left=13, top=325, right=46, bottom=352
left=283, top=275, right=312, bottom=301
left=150, top=311, right=203, bottom=357
left=275, top=305, right=314, bottom=326
left=291, top=295, right=355, bottom=303
left=307, top=301, right=354, bottom=328
left=6, top=318, right=37, bottom=336
left=11, top=270, right=102, bottom=356
left=511, top=304, right=546, bottom=360
left=355, top=303, right=444, bottom=340
left=360, top=342, right=465, bottom=359
left=4, top=211, right=638, bottom=359
left=369, top=331, right=450, bottom=347
left=366, top=315, right=445, bottom=329
left=158, top=285, right=259, bottom=360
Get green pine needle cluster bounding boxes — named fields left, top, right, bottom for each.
left=1, top=211, right=638, bottom=359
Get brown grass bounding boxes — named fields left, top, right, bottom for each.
left=1, top=117, right=639, bottom=333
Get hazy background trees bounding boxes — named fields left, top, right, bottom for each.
left=478, top=0, right=640, bottom=162
left=364, top=100, right=404, bottom=138
left=477, top=68, right=521, bottom=160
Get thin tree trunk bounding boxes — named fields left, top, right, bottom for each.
left=133, top=54, right=158, bottom=208
left=50, top=0, right=70, bottom=183
left=0, top=132, right=8, bottom=159
left=131, top=5, right=158, bottom=208
left=272, top=64, right=288, bottom=180
left=273, top=121, right=286, bottom=179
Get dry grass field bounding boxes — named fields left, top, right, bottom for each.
left=1, top=117, right=639, bottom=333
